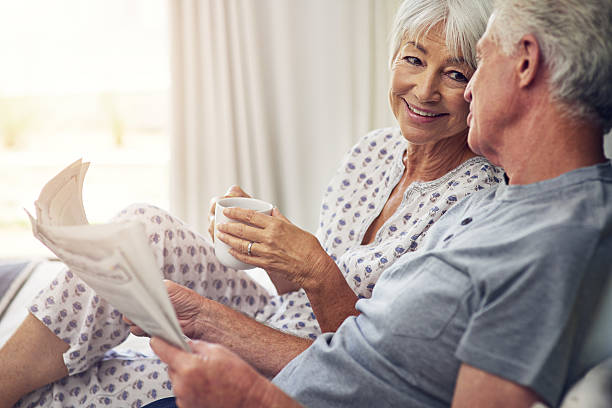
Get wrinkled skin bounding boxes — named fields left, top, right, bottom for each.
left=150, top=338, right=299, bottom=408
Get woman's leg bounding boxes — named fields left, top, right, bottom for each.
left=1, top=204, right=274, bottom=407
left=135, top=204, right=272, bottom=313
left=14, top=349, right=173, bottom=408
left=0, top=314, right=68, bottom=408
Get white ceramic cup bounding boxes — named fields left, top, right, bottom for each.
left=214, top=197, right=273, bottom=270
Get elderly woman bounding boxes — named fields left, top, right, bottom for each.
left=1, top=0, right=500, bottom=407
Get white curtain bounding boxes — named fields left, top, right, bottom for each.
left=168, top=0, right=400, bottom=234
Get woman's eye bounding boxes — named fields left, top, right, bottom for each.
left=448, top=71, right=468, bottom=82
left=402, top=56, right=422, bottom=66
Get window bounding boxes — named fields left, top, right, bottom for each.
left=0, top=0, right=170, bottom=257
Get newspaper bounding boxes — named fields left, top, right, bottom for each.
left=26, top=159, right=190, bottom=351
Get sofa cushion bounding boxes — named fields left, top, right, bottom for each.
left=559, top=357, right=612, bottom=408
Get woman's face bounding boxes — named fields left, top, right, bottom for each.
left=389, top=25, right=473, bottom=145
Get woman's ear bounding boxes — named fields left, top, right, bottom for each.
left=516, top=33, right=541, bottom=88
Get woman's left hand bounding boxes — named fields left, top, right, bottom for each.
left=218, top=207, right=360, bottom=333
left=215, top=207, right=332, bottom=290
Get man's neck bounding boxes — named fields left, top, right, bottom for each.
left=501, top=105, right=606, bottom=185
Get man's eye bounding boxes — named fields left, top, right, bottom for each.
left=403, top=56, right=422, bottom=66
left=448, top=71, right=468, bottom=82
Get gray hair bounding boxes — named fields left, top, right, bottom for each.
left=490, top=0, right=612, bottom=132
left=389, top=0, right=494, bottom=70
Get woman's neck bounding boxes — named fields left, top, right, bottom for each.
left=402, top=133, right=476, bottom=182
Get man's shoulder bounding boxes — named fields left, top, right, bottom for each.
left=429, top=163, right=612, bottom=265
left=468, top=161, right=612, bottom=227
left=504, top=162, right=612, bottom=229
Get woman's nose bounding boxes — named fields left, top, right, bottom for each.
left=413, top=71, right=441, bottom=103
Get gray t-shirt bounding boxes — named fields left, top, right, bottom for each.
left=273, top=161, right=612, bottom=408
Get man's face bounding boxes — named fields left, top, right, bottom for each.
left=464, top=21, right=516, bottom=165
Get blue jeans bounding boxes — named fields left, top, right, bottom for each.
left=142, top=397, right=177, bottom=408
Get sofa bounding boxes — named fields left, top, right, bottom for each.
left=1, top=258, right=610, bottom=407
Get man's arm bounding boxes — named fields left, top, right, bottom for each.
left=194, top=295, right=313, bottom=377
left=126, top=281, right=313, bottom=377
left=151, top=338, right=303, bottom=408
left=452, top=363, right=545, bottom=408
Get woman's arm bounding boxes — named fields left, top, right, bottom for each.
left=216, top=207, right=359, bottom=331
left=298, top=253, right=359, bottom=332
left=266, top=270, right=301, bottom=294
left=267, top=247, right=359, bottom=332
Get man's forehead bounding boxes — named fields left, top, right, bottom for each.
left=475, top=39, right=484, bottom=59
left=477, top=13, right=498, bottom=56
left=476, top=31, right=493, bottom=56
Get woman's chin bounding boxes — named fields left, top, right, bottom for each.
left=398, top=124, right=447, bottom=145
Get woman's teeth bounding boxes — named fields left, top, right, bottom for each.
left=408, top=104, right=442, bottom=117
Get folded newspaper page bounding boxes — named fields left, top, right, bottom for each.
left=26, top=159, right=190, bottom=351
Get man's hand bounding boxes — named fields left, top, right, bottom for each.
left=150, top=337, right=302, bottom=408
left=125, top=280, right=312, bottom=377
left=124, top=280, right=206, bottom=340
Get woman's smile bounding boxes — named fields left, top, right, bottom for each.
left=404, top=99, right=448, bottom=123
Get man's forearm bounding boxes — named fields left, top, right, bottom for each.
left=249, top=374, right=305, bottom=408
left=195, top=300, right=313, bottom=377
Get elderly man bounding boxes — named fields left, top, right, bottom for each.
left=148, top=0, right=612, bottom=407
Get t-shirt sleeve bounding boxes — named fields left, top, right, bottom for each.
left=455, top=226, right=599, bottom=407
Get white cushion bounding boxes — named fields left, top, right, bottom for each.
left=560, top=357, right=612, bottom=408
left=576, top=272, right=612, bottom=371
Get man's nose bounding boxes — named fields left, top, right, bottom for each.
left=464, top=77, right=473, bottom=103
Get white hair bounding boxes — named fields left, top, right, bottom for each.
left=491, top=0, right=612, bottom=132
left=389, top=0, right=494, bottom=70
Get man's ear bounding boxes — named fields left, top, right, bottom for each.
left=516, top=34, right=541, bottom=88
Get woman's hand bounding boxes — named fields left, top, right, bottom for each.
left=208, top=185, right=251, bottom=241
left=216, top=208, right=361, bottom=332
left=215, top=207, right=336, bottom=291
left=150, top=338, right=301, bottom=408
left=124, top=280, right=206, bottom=340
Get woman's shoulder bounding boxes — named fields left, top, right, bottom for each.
left=359, top=127, right=403, bottom=144
left=444, top=156, right=505, bottom=192
left=347, top=127, right=404, bottom=157
left=460, top=156, right=504, bottom=178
